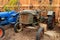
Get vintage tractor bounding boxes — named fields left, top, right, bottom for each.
left=0, top=10, right=19, bottom=38
left=14, top=10, right=44, bottom=40
left=13, top=10, right=55, bottom=40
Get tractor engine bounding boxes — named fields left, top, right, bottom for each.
left=0, top=10, right=19, bottom=25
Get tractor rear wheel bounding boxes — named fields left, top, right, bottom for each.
left=14, top=22, right=23, bottom=33
left=36, top=27, right=44, bottom=40
left=47, top=16, right=54, bottom=30
left=0, top=27, right=5, bottom=38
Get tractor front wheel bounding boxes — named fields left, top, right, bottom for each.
left=36, top=27, right=44, bottom=40
left=14, top=22, right=23, bottom=33
left=47, top=16, right=54, bottom=30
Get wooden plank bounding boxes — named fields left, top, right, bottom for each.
left=20, top=0, right=30, bottom=5
left=52, top=0, right=59, bottom=21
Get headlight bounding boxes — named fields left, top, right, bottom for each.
left=1, top=18, right=5, bottom=21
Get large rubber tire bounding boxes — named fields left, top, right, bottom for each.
left=0, top=27, right=5, bottom=38
left=14, top=22, right=23, bottom=33
left=36, top=27, right=44, bottom=40
left=47, top=16, right=54, bottom=30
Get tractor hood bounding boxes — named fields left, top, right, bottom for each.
left=0, top=10, right=18, bottom=18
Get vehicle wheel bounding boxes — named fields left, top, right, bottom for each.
left=47, top=16, right=54, bottom=30
left=14, top=22, right=23, bottom=33
left=36, top=27, right=44, bottom=40
left=0, top=27, right=5, bottom=38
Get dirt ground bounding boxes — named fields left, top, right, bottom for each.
left=1, top=26, right=60, bottom=40
left=1, top=27, right=36, bottom=40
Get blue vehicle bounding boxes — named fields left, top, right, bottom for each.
left=0, top=10, right=19, bottom=38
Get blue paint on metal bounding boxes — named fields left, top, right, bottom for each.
left=0, top=10, right=19, bottom=26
